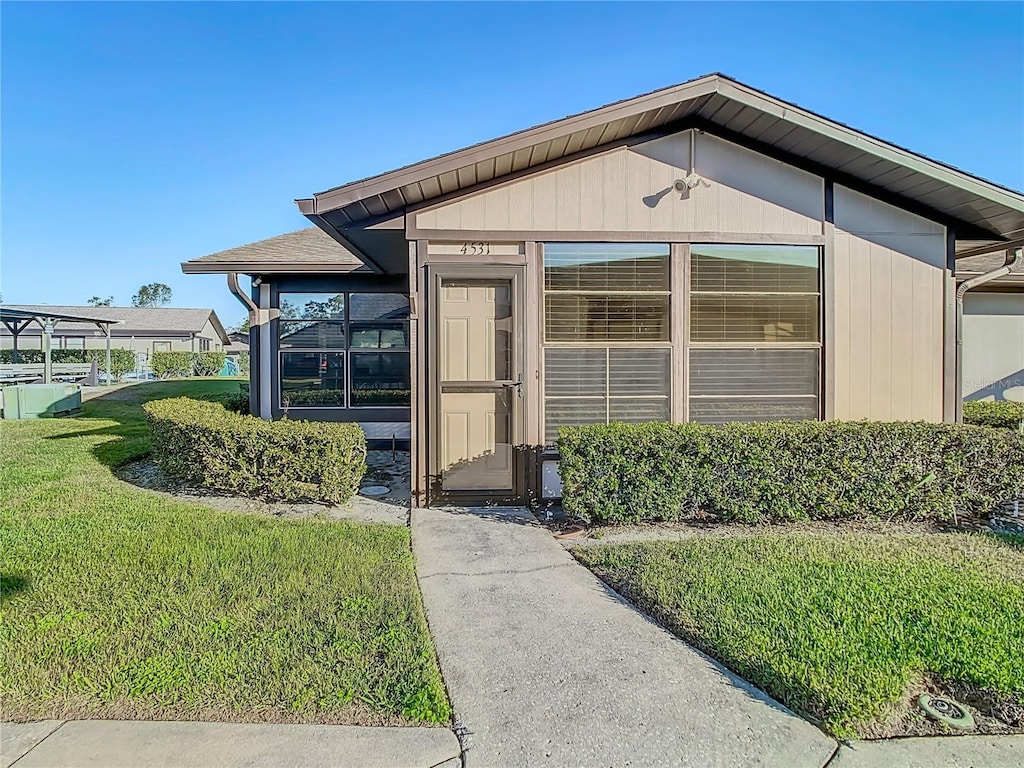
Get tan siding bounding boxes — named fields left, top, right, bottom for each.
left=415, top=130, right=823, bottom=236
left=962, top=292, right=1024, bottom=402
left=832, top=232, right=851, bottom=418
left=832, top=185, right=946, bottom=421
left=197, top=319, right=224, bottom=350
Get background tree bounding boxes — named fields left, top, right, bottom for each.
left=234, top=317, right=250, bottom=333
left=131, top=283, right=172, bottom=308
left=87, top=296, right=114, bottom=306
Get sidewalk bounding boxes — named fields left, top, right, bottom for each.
left=412, top=505, right=837, bottom=768
left=1, top=720, right=460, bottom=768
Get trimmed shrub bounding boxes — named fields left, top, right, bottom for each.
left=0, top=350, right=43, bottom=364
left=558, top=421, right=1024, bottom=525
left=964, top=400, right=1024, bottom=431
left=144, top=397, right=365, bottom=503
left=281, top=389, right=411, bottom=408
left=83, top=348, right=136, bottom=378
left=193, top=351, right=227, bottom=377
left=150, top=351, right=194, bottom=378
left=351, top=389, right=411, bottom=407
left=282, top=389, right=347, bottom=407
left=0, top=348, right=136, bottom=378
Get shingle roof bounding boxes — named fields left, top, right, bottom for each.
left=957, top=252, right=1024, bottom=287
left=182, top=227, right=368, bottom=274
left=0, top=306, right=231, bottom=342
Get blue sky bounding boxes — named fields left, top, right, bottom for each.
left=2, top=1, right=1022, bottom=328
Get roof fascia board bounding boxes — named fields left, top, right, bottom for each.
left=181, top=261, right=368, bottom=275
left=718, top=80, right=1024, bottom=211
left=299, top=74, right=1022, bottom=238
left=308, top=77, right=722, bottom=214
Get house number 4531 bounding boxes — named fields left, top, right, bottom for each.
left=460, top=241, right=491, bottom=255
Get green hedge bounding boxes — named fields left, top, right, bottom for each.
left=557, top=421, right=1024, bottom=525
left=282, top=389, right=347, bottom=407
left=193, top=351, right=227, bottom=377
left=0, top=348, right=136, bottom=378
left=84, top=348, right=137, bottom=378
left=150, top=351, right=195, bottom=378
left=282, top=389, right=411, bottom=408
left=143, top=397, right=366, bottom=503
left=963, top=400, right=1024, bottom=430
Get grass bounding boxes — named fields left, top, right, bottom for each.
left=0, top=380, right=450, bottom=725
left=575, top=532, right=1024, bottom=738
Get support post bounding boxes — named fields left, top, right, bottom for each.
left=42, top=318, right=54, bottom=384
left=2, top=319, right=31, bottom=364
left=105, top=325, right=112, bottom=386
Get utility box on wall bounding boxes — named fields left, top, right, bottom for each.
left=1, top=383, right=82, bottom=419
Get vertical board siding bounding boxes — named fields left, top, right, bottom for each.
left=832, top=185, right=945, bottom=421
left=415, top=130, right=823, bottom=236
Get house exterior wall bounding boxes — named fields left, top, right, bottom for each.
left=196, top=318, right=226, bottom=351
left=414, top=130, right=824, bottom=237
left=831, top=185, right=947, bottom=421
left=962, top=291, right=1024, bottom=402
left=410, top=129, right=950, bottom=442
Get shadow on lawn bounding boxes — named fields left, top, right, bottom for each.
left=43, top=381, right=244, bottom=469
left=1, top=574, right=32, bottom=601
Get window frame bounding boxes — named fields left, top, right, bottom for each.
left=540, top=243, right=675, bottom=446
left=538, top=241, right=825, bottom=444
left=275, top=291, right=410, bottom=411
left=686, top=244, right=824, bottom=424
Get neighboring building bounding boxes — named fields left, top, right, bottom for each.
left=0, top=306, right=231, bottom=356
left=958, top=255, right=1024, bottom=403
left=226, top=331, right=251, bottom=355
left=182, top=74, right=1024, bottom=506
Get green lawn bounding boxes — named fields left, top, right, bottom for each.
left=0, top=380, right=450, bottom=725
left=575, top=533, right=1024, bottom=738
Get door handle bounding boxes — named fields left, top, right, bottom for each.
left=501, top=373, right=524, bottom=398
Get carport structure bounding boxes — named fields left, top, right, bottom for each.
left=0, top=307, right=119, bottom=384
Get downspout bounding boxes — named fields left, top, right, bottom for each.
left=227, top=273, right=264, bottom=417
left=228, top=272, right=258, bottom=317
left=955, top=247, right=1022, bottom=422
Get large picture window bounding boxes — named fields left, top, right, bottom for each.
left=278, top=292, right=410, bottom=409
left=688, top=245, right=821, bottom=424
left=542, top=243, right=671, bottom=444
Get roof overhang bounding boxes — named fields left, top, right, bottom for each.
left=297, top=73, right=1024, bottom=258
left=182, top=227, right=372, bottom=276
left=181, top=260, right=369, bottom=275
left=0, top=307, right=120, bottom=329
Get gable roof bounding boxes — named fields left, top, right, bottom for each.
left=182, top=227, right=368, bottom=275
left=298, top=73, right=1024, bottom=257
left=0, top=306, right=231, bottom=343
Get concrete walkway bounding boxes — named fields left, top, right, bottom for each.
left=412, top=506, right=838, bottom=767
left=827, top=734, right=1024, bottom=767
left=0, top=720, right=460, bottom=768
